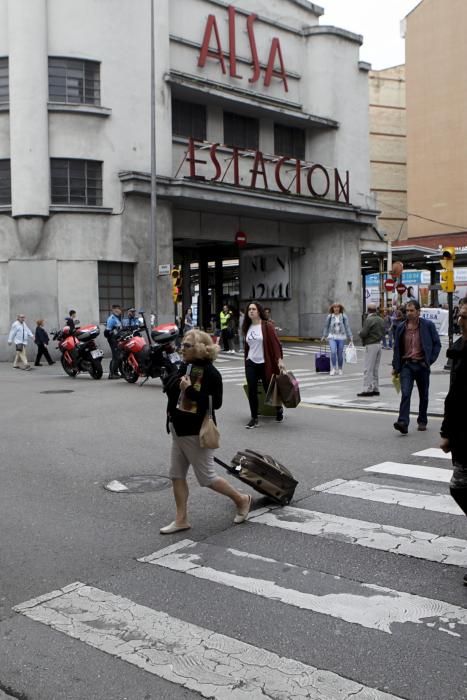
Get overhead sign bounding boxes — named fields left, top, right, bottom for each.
left=198, top=6, right=288, bottom=92
left=384, top=279, right=395, bottom=292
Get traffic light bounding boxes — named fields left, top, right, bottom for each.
left=440, top=247, right=455, bottom=292
left=171, top=266, right=182, bottom=303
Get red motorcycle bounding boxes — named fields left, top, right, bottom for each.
left=116, top=314, right=180, bottom=384
left=52, top=324, right=104, bottom=379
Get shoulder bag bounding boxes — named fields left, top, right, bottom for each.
left=199, top=396, right=220, bottom=449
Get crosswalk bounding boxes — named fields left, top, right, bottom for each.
left=216, top=344, right=339, bottom=362
left=219, top=364, right=361, bottom=388
left=13, top=447, right=466, bottom=699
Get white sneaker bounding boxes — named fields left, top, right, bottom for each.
left=330, top=368, right=336, bottom=376
left=338, top=369, right=343, bottom=375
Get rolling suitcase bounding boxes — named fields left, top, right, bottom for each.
left=243, top=381, right=276, bottom=417
left=214, top=448, right=298, bottom=505
left=315, top=345, right=330, bottom=373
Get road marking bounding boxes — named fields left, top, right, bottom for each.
left=248, top=505, right=467, bottom=566
left=413, top=448, right=451, bottom=460
left=313, top=479, right=464, bottom=515
left=141, top=541, right=467, bottom=640
left=14, top=582, right=402, bottom=700
left=365, top=462, right=452, bottom=483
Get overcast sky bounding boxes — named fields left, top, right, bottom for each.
left=318, top=0, right=421, bottom=70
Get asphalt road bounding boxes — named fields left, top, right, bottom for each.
left=0, top=344, right=465, bottom=700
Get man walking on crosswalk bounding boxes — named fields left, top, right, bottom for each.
left=357, top=303, right=385, bottom=397
left=440, top=296, right=467, bottom=586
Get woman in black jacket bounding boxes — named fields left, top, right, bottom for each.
left=34, top=319, right=55, bottom=366
left=161, top=329, right=251, bottom=534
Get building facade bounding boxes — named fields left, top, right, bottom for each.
left=0, top=0, right=381, bottom=353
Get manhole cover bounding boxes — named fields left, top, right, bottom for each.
left=104, top=475, right=171, bottom=493
left=40, top=389, right=75, bottom=394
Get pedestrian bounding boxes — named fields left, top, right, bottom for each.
left=105, top=304, right=123, bottom=379
left=238, top=308, right=245, bottom=352
left=65, top=309, right=78, bottom=332
left=183, top=307, right=194, bottom=334
left=160, top=329, right=251, bottom=534
left=219, top=303, right=234, bottom=353
left=7, top=314, right=34, bottom=370
left=439, top=296, right=467, bottom=586
left=123, top=307, right=140, bottom=329
left=321, top=302, right=353, bottom=376
left=357, top=303, right=385, bottom=397
left=34, top=319, right=55, bottom=366
left=392, top=299, right=441, bottom=434
left=242, top=300, right=285, bottom=428
left=382, top=308, right=393, bottom=349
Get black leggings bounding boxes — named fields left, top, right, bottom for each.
left=35, top=343, right=53, bottom=365
left=245, top=360, right=283, bottom=420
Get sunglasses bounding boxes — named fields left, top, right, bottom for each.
left=182, top=342, right=193, bottom=349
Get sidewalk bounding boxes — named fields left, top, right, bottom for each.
left=297, top=340, right=451, bottom=418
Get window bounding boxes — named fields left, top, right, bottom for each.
left=49, top=58, right=100, bottom=105
left=224, top=112, right=259, bottom=150
left=0, top=58, right=8, bottom=103
left=0, top=159, right=11, bottom=204
left=172, top=98, right=206, bottom=140
left=98, top=262, right=135, bottom=323
left=274, top=124, right=305, bottom=160
left=51, top=159, right=102, bottom=206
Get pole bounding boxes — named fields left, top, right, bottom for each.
left=149, top=0, right=158, bottom=324
left=448, top=291, right=454, bottom=349
left=386, top=235, right=392, bottom=309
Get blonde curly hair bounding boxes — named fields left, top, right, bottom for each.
left=183, top=330, right=219, bottom=362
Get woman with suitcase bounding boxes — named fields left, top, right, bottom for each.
left=160, top=329, right=251, bottom=534
left=321, top=302, right=353, bottom=376
left=242, top=301, right=285, bottom=428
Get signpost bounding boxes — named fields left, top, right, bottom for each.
left=384, top=279, right=395, bottom=292
left=396, top=282, right=407, bottom=295
left=235, top=231, right=247, bottom=248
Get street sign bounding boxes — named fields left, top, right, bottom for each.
left=396, top=283, right=407, bottom=294
left=384, top=279, right=396, bottom=292
left=158, top=264, right=171, bottom=275
left=235, top=231, right=247, bottom=247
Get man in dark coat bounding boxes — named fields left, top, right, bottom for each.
left=392, top=300, right=441, bottom=434
left=440, top=297, right=467, bottom=586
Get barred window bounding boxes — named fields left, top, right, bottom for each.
left=274, top=124, right=305, bottom=160
left=51, top=159, right=102, bottom=206
left=49, top=58, right=100, bottom=105
left=98, top=262, right=135, bottom=324
left=224, top=112, right=259, bottom=150
left=172, top=98, right=206, bottom=141
left=0, top=159, right=11, bottom=204
left=0, top=57, right=8, bottom=104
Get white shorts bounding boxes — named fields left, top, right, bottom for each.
left=169, top=426, right=218, bottom=487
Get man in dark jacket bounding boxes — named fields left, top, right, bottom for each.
left=392, top=300, right=441, bottom=434
left=440, top=297, right=467, bottom=586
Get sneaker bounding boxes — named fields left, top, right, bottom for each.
left=393, top=421, right=408, bottom=435
left=330, top=369, right=336, bottom=376
left=338, top=369, right=343, bottom=375
left=245, top=418, right=258, bottom=429
left=417, top=423, right=427, bottom=431
left=276, top=407, right=284, bottom=422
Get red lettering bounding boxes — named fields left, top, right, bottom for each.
left=198, top=15, right=226, bottom=74
left=250, top=151, right=268, bottom=189
left=274, top=157, right=289, bottom=192
left=307, top=164, right=330, bottom=198
left=246, top=14, right=261, bottom=85
left=263, top=38, right=288, bottom=92
left=228, top=6, right=242, bottom=79
left=334, top=169, right=350, bottom=203
left=187, top=138, right=207, bottom=179
left=210, top=143, right=222, bottom=181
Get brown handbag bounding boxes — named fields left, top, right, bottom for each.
left=199, top=396, right=220, bottom=449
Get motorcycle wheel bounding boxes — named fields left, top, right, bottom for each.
left=61, top=355, right=78, bottom=378
left=120, top=359, right=139, bottom=384
left=89, top=361, right=103, bottom=380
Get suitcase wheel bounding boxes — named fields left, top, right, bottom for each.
left=279, top=495, right=291, bottom=505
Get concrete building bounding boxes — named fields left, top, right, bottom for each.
left=405, top=0, right=467, bottom=242
left=0, top=0, right=382, bottom=353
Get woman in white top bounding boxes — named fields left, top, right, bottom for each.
left=322, top=302, right=353, bottom=376
left=242, top=301, right=284, bottom=428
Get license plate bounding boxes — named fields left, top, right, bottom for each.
left=168, top=352, right=180, bottom=363
left=91, top=349, right=103, bottom=359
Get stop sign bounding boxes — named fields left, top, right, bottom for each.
left=384, top=279, right=395, bottom=292
left=396, top=283, right=407, bottom=294
left=235, top=231, right=247, bottom=247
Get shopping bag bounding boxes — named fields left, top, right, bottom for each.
left=276, top=369, right=301, bottom=408
left=265, top=375, right=283, bottom=407
left=392, top=373, right=401, bottom=394
left=344, top=342, right=357, bottom=364
left=199, top=397, right=220, bottom=449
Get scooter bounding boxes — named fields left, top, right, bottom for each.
left=117, top=312, right=180, bottom=384
left=52, top=324, right=104, bottom=379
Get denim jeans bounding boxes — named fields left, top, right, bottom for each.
left=398, top=361, right=430, bottom=426
left=328, top=338, right=345, bottom=369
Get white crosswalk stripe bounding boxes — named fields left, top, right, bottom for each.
left=12, top=446, right=466, bottom=699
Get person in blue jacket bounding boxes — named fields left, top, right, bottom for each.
left=392, top=300, right=441, bottom=434
left=105, top=304, right=123, bottom=379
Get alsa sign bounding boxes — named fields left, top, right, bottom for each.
left=198, top=6, right=288, bottom=92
